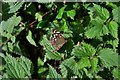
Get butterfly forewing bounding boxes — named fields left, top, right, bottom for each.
left=50, top=29, right=67, bottom=51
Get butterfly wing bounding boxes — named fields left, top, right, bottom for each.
left=50, top=29, right=67, bottom=51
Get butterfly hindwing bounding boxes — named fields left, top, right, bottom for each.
left=50, top=29, right=67, bottom=51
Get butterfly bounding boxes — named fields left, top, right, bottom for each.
left=50, top=29, right=67, bottom=51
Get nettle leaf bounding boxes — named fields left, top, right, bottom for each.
left=4, top=53, right=32, bottom=78
left=59, top=64, right=67, bottom=78
left=77, top=57, right=91, bottom=70
left=26, top=30, right=37, bottom=46
left=112, top=7, right=120, bottom=23
left=90, top=57, right=98, bottom=73
left=98, top=48, right=118, bottom=69
left=40, top=35, right=63, bottom=60
left=112, top=67, right=120, bottom=79
left=107, top=21, right=118, bottom=38
left=56, top=5, right=67, bottom=19
left=61, top=57, right=79, bottom=75
left=106, top=38, right=118, bottom=48
left=47, top=64, right=62, bottom=78
left=93, top=4, right=109, bottom=20
left=85, top=17, right=109, bottom=38
left=8, top=2, right=24, bottom=13
left=71, top=42, right=96, bottom=58
left=66, top=9, right=76, bottom=20
left=19, top=56, right=32, bottom=77
left=1, top=15, right=21, bottom=34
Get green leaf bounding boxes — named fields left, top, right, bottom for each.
left=85, top=17, right=109, bottom=38
left=38, top=67, right=47, bottom=74
left=106, top=38, right=118, bottom=48
left=112, top=68, right=120, bottom=79
left=8, top=2, right=24, bottom=13
left=48, top=64, right=62, bottom=78
left=61, top=19, right=68, bottom=32
left=1, top=15, right=21, bottom=34
left=77, top=57, right=91, bottom=70
left=112, top=7, right=120, bottom=23
left=98, top=48, right=118, bottom=69
left=56, top=5, right=67, bottom=19
left=38, top=57, right=44, bottom=66
left=71, top=42, right=96, bottom=58
left=90, top=57, right=98, bottom=73
left=107, top=21, right=118, bottom=38
left=37, top=0, right=55, bottom=3
left=66, top=9, right=76, bottom=20
left=93, top=4, right=109, bottom=20
left=19, top=56, right=32, bottom=77
left=59, top=64, right=67, bottom=78
left=26, top=30, right=37, bottom=46
left=4, top=53, right=32, bottom=78
left=40, top=35, right=63, bottom=60
left=35, top=12, right=42, bottom=21
left=7, top=42, right=13, bottom=52
left=61, top=57, right=79, bottom=75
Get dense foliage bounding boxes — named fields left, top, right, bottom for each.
left=0, top=1, right=120, bottom=79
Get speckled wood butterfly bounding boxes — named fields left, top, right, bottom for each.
left=50, top=29, right=67, bottom=51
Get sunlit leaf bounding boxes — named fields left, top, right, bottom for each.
left=66, top=9, right=76, bottom=20
left=56, top=5, right=67, bottom=19
left=98, top=48, right=118, bottom=69
left=26, top=30, right=37, bottom=46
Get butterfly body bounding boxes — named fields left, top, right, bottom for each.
left=50, top=29, right=67, bottom=51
